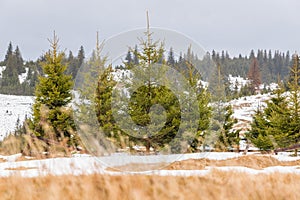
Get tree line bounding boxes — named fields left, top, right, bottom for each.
left=0, top=42, right=85, bottom=95
left=0, top=32, right=297, bottom=155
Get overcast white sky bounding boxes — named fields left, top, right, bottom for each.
left=1, top=0, right=300, bottom=60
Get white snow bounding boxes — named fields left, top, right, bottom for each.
left=0, top=94, right=34, bottom=140
left=0, top=152, right=299, bottom=177
left=18, top=67, right=29, bottom=84
left=0, top=66, right=6, bottom=78
left=230, top=93, right=273, bottom=137
left=228, top=74, right=250, bottom=91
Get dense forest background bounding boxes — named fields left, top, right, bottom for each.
left=0, top=42, right=292, bottom=96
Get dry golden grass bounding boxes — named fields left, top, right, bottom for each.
left=107, top=162, right=168, bottom=172
left=107, top=155, right=300, bottom=171
left=166, top=155, right=300, bottom=170
left=5, top=166, right=38, bottom=171
left=0, top=171, right=299, bottom=200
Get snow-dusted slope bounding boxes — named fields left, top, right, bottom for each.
left=0, top=94, right=33, bottom=140
left=230, top=93, right=272, bottom=140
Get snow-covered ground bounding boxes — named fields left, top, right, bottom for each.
left=230, top=93, right=272, bottom=137
left=0, top=152, right=299, bottom=177
left=18, top=67, right=29, bottom=84
left=0, top=94, right=34, bottom=140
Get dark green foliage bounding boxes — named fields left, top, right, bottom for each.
left=216, top=105, right=240, bottom=151
left=248, top=87, right=289, bottom=150
left=66, top=46, right=85, bottom=79
left=128, top=85, right=181, bottom=151
left=95, top=65, right=118, bottom=140
left=31, top=33, right=76, bottom=146
left=249, top=55, right=300, bottom=151
left=167, top=47, right=175, bottom=67
left=3, top=42, right=13, bottom=65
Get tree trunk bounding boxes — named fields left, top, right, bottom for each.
left=145, top=139, right=151, bottom=155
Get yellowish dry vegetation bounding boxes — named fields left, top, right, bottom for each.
left=166, top=155, right=300, bottom=170
left=0, top=171, right=298, bottom=200
left=108, top=155, right=300, bottom=171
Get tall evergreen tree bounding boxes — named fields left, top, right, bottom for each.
left=133, top=45, right=139, bottom=65
left=3, top=42, right=13, bottom=65
left=14, top=46, right=25, bottom=74
left=247, top=57, right=261, bottom=94
left=167, top=47, right=175, bottom=67
left=248, top=79, right=290, bottom=150
left=286, top=54, right=300, bottom=155
left=77, top=46, right=85, bottom=68
left=31, top=32, right=76, bottom=146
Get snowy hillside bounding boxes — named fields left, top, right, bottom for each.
left=0, top=94, right=34, bottom=140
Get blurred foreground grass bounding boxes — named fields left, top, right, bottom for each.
left=0, top=170, right=299, bottom=200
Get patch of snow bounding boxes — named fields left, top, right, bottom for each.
left=0, top=153, right=22, bottom=162
left=0, top=66, right=6, bottom=78
left=0, top=94, right=34, bottom=140
left=228, top=74, right=249, bottom=91
left=0, top=153, right=300, bottom=177
left=18, top=67, right=29, bottom=84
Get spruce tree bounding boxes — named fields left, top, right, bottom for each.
left=287, top=54, right=300, bottom=155
left=77, top=46, right=85, bottom=68
left=31, top=32, right=76, bottom=146
left=124, top=25, right=178, bottom=153
left=247, top=57, right=261, bottom=94
left=167, top=47, right=175, bottom=68
left=3, top=42, right=13, bottom=65
left=14, top=46, right=25, bottom=74
left=248, top=78, right=290, bottom=150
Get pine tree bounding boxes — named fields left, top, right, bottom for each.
left=247, top=57, right=261, bottom=94
left=31, top=32, right=76, bottom=146
left=287, top=54, right=300, bottom=155
left=167, top=47, right=175, bottom=67
left=74, top=31, right=116, bottom=155
left=133, top=45, right=139, bottom=65
left=95, top=65, right=117, bottom=140
left=77, top=46, right=85, bottom=67
left=14, top=46, right=25, bottom=74
left=248, top=78, right=290, bottom=150
left=219, top=105, right=240, bottom=151
left=3, top=42, right=13, bottom=65
left=125, top=22, right=178, bottom=154
left=125, top=50, right=133, bottom=64
left=208, top=63, right=239, bottom=151
left=185, top=60, right=211, bottom=152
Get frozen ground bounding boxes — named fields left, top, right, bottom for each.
left=0, top=94, right=34, bottom=140
left=0, top=152, right=299, bottom=177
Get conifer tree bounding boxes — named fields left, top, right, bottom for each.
left=125, top=50, right=133, bottom=65
left=3, top=42, right=13, bottom=65
left=167, top=47, right=175, bottom=68
left=208, top=63, right=239, bottom=151
left=124, top=21, right=178, bottom=153
left=14, top=46, right=25, bottom=74
left=77, top=46, right=85, bottom=68
left=248, top=77, right=290, bottom=150
left=133, top=45, right=139, bottom=65
left=247, top=57, right=261, bottom=94
left=31, top=32, right=76, bottom=146
left=286, top=54, right=300, bottom=155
